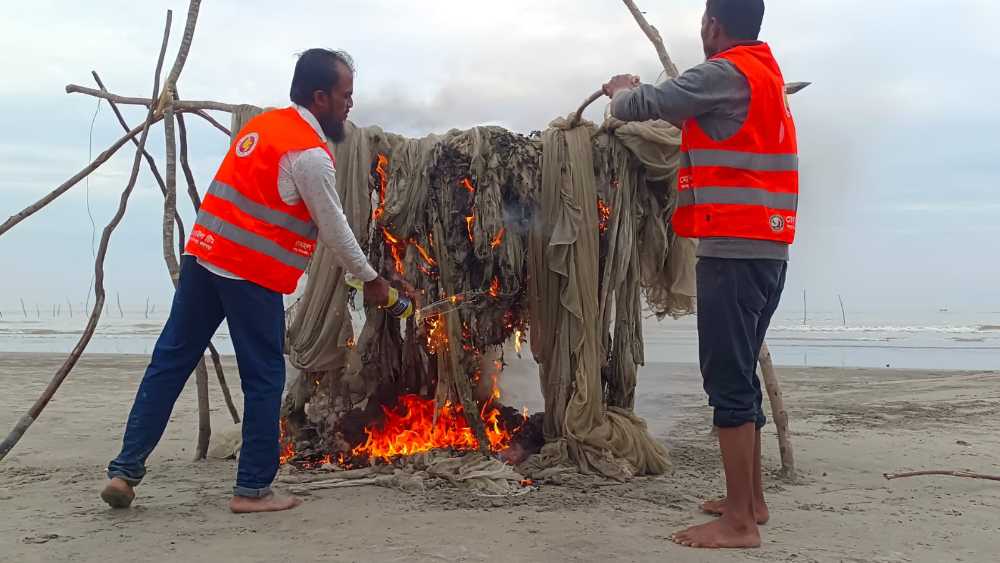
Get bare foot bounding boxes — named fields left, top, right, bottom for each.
left=100, top=478, right=136, bottom=509
left=670, top=517, right=761, bottom=549
left=229, top=493, right=303, bottom=514
left=701, top=497, right=770, bottom=525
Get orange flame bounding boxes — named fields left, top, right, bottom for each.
left=351, top=395, right=513, bottom=461
left=460, top=178, right=476, bottom=193
left=597, top=198, right=612, bottom=234
left=513, top=328, right=523, bottom=354
left=490, top=227, right=506, bottom=250
left=465, top=215, right=475, bottom=243
left=372, top=154, right=389, bottom=221
left=382, top=227, right=406, bottom=275
left=279, top=418, right=295, bottom=465
left=488, top=277, right=501, bottom=298
left=426, top=317, right=446, bottom=354
left=409, top=238, right=437, bottom=267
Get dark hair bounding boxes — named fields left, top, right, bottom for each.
left=706, top=0, right=765, bottom=40
left=289, top=48, right=355, bottom=106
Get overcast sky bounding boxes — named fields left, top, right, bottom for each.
left=1, top=0, right=997, bottom=318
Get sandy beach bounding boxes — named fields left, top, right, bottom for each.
left=0, top=353, right=997, bottom=562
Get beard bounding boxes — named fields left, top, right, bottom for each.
left=320, top=116, right=346, bottom=143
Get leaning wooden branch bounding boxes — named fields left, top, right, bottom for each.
left=192, top=109, right=232, bottom=136
left=66, top=84, right=247, bottom=114
left=622, top=0, right=679, bottom=78
left=884, top=470, right=1000, bottom=482
left=0, top=10, right=175, bottom=462
left=91, top=72, right=188, bottom=247
left=176, top=112, right=203, bottom=210
left=760, top=341, right=795, bottom=480
left=0, top=115, right=165, bottom=238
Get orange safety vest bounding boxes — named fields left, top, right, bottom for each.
left=185, top=107, right=331, bottom=294
left=673, top=43, right=799, bottom=244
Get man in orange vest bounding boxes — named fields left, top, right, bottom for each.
left=101, top=49, right=398, bottom=513
left=604, top=0, right=796, bottom=549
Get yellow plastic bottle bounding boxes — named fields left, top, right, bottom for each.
left=344, top=274, right=414, bottom=320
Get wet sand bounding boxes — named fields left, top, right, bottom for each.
left=1, top=353, right=998, bottom=562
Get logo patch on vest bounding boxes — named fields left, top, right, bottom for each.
left=769, top=214, right=786, bottom=233
left=235, top=132, right=259, bottom=157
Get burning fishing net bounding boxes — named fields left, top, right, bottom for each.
left=278, top=109, right=693, bottom=482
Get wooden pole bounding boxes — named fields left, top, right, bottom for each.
left=166, top=96, right=213, bottom=459
left=838, top=294, right=847, bottom=326
left=94, top=70, right=238, bottom=426
left=20, top=299, right=27, bottom=319
left=160, top=0, right=212, bottom=459
left=621, top=0, right=680, bottom=79
left=67, top=299, right=73, bottom=319
left=759, top=341, right=795, bottom=480
left=0, top=10, right=174, bottom=462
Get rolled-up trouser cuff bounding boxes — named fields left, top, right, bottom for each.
left=107, top=465, right=145, bottom=487
left=714, top=408, right=767, bottom=430
left=233, top=485, right=273, bottom=498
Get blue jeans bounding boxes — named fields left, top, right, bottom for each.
left=107, top=256, right=286, bottom=498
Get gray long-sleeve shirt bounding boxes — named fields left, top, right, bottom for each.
left=611, top=58, right=789, bottom=261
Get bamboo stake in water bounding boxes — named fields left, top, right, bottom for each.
left=802, top=290, right=807, bottom=325
left=838, top=294, right=847, bottom=326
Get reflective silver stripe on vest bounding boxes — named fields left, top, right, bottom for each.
left=680, top=150, right=798, bottom=172
left=677, top=186, right=798, bottom=210
left=206, top=180, right=318, bottom=239
left=194, top=210, right=310, bottom=270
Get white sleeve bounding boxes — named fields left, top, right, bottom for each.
left=288, top=147, right=378, bottom=282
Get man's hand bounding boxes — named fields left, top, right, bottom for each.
left=389, top=275, right=422, bottom=308
left=602, top=74, right=641, bottom=98
left=363, top=276, right=392, bottom=307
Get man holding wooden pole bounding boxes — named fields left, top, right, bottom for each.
left=101, top=49, right=396, bottom=513
left=605, top=0, right=798, bottom=549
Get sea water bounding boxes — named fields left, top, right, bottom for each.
left=1, top=306, right=997, bottom=371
